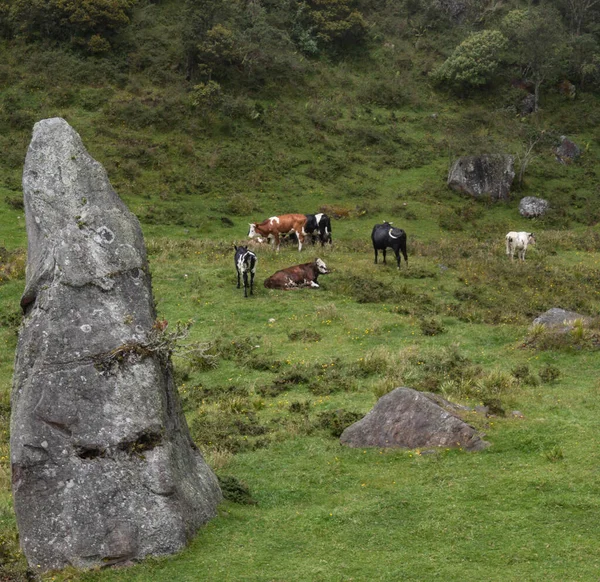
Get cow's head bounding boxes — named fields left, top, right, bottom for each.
left=528, top=233, right=536, bottom=245
left=248, top=223, right=257, bottom=238
left=315, top=258, right=330, bottom=274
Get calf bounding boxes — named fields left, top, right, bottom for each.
left=248, top=214, right=308, bottom=252
left=371, top=222, right=408, bottom=269
left=304, top=213, right=333, bottom=246
left=506, top=231, right=536, bottom=262
left=234, top=245, right=257, bottom=297
left=264, top=258, right=331, bottom=290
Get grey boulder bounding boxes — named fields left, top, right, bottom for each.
left=519, top=196, right=549, bottom=218
left=533, top=308, right=589, bottom=330
left=340, top=387, right=489, bottom=451
left=11, top=118, right=221, bottom=571
left=447, top=154, right=515, bottom=200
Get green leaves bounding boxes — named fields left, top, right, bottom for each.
left=431, top=29, right=508, bottom=91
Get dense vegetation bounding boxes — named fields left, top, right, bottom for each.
left=1, top=0, right=600, bottom=579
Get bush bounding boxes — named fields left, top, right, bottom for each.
left=431, top=30, right=508, bottom=92
left=316, top=409, right=363, bottom=437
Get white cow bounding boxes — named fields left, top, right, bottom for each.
left=506, top=231, right=536, bottom=261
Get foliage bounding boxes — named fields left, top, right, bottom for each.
left=293, top=0, right=369, bottom=55
left=431, top=30, right=508, bottom=91
left=7, top=0, right=137, bottom=51
left=501, top=7, right=568, bottom=110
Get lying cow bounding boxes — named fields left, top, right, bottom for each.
left=234, top=245, right=257, bottom=297
left=371, top=222, right=408, bottom=269
left=305, top=213, right=332, bottom=246
left=264, top=258, right=331, bottom=290
left=506, top=231, right=536, bottom=262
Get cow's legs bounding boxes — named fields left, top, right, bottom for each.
left=382, top=249, right=387, bottom=264
left=394, top=249, right=401, bottom=269
left=237, top=269, right=241, bottom=288
left=374, top=248, right=378, bottom=264
left=297, top=233, right=304, bottom=252
left=250, top=271, right=254, bottom=295
left=243, top=271, right=249, bottom=297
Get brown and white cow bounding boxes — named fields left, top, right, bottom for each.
left=264, top=258, right=331, bottom=290
left=248, top=214, right=308, bottom=252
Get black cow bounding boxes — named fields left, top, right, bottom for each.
left=371, top=222, right=408, bottom=269
left=305, top=213, right=332, bottom=246
left=234, top=245, right=257, bottom=297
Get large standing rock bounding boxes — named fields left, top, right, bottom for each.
left=519, top=196, right=549, bottom=218
left=447, top=155, right=515, bottom=200
left=11, top=118, right=221, bottom=571
left=340, top=387, right=489, bottom=451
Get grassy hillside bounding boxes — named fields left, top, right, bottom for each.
left=2, top=0, right=600, bottom=579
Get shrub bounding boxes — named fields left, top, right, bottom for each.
left=316, top=409, right=363, bottom=437
left=539, top=364, right=561, bottom=383
left=217, top=475, right=257, bottom=504
left=431, top=30, right=508, bottom=92
left=420, top=317, right=445, bottom=336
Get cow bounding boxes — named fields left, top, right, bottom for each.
left=248, top=214, right=308, bottom=252
left=264, top=258, right=331, bottom=290
left=234, top=245, right=257, bottom=297
left=371, top=222, right=408, bottom=269
left=304, top=213, right=332, bottom=246
left=506, top=231, right=536, bottom=262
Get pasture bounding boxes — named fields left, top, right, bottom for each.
left=2, top=185, right=600, bottom=580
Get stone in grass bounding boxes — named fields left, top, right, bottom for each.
left=11, top=118, right=222, bottom=572
left=447, top=154, right=515, bottom=201
left=533, top=308, right=590, bottom=331
left=519, top=196, right=549, bottom=218
left=340, top=387, right=489, bottom=451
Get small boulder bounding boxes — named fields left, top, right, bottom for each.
left=520, top=93, right=536, bottom=116
left=340, top=387, right=489, bottom=451
left=519, top=196, right=549, bottom=218
left=533, top=308, right=589, bottom=330
left=447, top=155, right=515, bottom=201
left=555, top=136, right=580, bottom=164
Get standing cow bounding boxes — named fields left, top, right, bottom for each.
left=264, top=258, right=331, bottom=290
left=234, top=245, right=257, bottom=297
left=248, top=214, right=307, bottom=252
left=371, top=222, right=408, bottom=269
left=305, top=213, right=333, bottom=246
left=506, top=232, right=536, bottom=262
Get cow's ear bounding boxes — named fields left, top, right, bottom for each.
left=234, top=245, right=238, bottom=251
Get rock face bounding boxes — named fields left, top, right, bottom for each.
left=11, top=118, right=221, bottom=571
left=340, top=387, right=489, bottom=451
left=447, top=155, right=515, bottom=200
left=519, top=196, right=549, bottom=218
left=533, top=308, right=589, bottom=329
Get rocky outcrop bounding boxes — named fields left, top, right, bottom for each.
left=533, top=308, right=589, bottom=330
left=11, top=118, right=221, bottom=571
left=519, top=196, right=549, bottom=218
left=340, top=387, right=489, bottom=451
left=447, top=155, right=515, bottom=200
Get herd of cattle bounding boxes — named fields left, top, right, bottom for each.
left=233, top=212, right=536, bottom=296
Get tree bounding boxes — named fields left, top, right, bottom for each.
left=563, top=0, right=600, bottom=35
left=430, top=30, right=508, bottom=92
left=501, top=8, right=567, bottom=112
left=8, top=0, right=136, bottom=51
left=293, top=0, right=368, bottom=55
